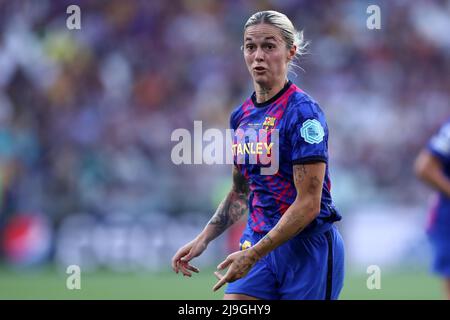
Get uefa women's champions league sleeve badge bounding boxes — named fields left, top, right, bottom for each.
left=300, top=119, right=325, bottom=144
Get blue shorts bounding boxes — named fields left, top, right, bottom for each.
left=225, top=224, right=345, bottom=300
left=428, top=231, right=450, bottom=277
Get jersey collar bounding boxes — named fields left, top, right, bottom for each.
left=251, top=80, right=292, bottom=108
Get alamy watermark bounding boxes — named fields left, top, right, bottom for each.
left=170, top=121, right=279, bottom=175
left=366, top=265, right=381, bottom=290
left=66, top=265, right=81, bottom=290
left=64, top=5, right=380, bottom=32
left=66, top=5, right=81, bottom=30
left=367, top=5, right=381, bottom=30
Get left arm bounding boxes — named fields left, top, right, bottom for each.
left=251, top=162, right=324, bottom=257
left=213, top=162, right=325, bottom=291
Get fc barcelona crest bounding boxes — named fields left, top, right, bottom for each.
left=262, top=116, right=277, bottom=130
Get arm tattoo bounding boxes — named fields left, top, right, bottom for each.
left=232, top=166, right=249, bottom=195
left=251, top=234, right=273, bottom=259
left=260, top=234, right=273, bottom=246
left=293, top=165, right=322, bottom=196
left=308, top=176, right=322, bottom=195
left=293, top=165, right=307, bottom=184
left=207, top=168, right=249, bottom=234
left=246, top=164, right=325, bottom=257
left=274, top=212, right=306, bottom=238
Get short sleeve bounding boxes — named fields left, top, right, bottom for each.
left=428, top=121, right=450, bottom=163
left=286, top=99, right=328, bottom=164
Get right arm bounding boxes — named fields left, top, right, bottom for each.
left=415, top=150, right=450, bottom=198
left=171, top=166, right=249, bottom=276
left=202, top=166, right=249, bottom=242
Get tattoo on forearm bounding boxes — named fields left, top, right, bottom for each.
left=207, top=168, right=249, bottom=234
left=253, top=234, right=273, bottom=258
left=293, top=165, right=307, bottom=184
left=232, top=167, right=249, bottom=195
left=261, top=234, right=273, bottom=246
left=275, top=213, right=303, bottom=236
left=208, top=193, right=247, bottom=229
left=256, top=164, right=324, bottom=249
left=308, top=176, right=321, bottom=194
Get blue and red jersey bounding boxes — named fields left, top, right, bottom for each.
left=230, top=80, right=341, bottom=235
left=427, top=118, right=450, bottom=233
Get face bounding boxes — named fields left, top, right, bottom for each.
left=243, top=23, right=295, bottom=87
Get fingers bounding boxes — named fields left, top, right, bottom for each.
left=172, top=239, right=207, bottom=275
left=172, top=245, right=194, bottom=273
left=217, top=257, right=232, bottom=271
left=171, top=254, right=178, bottom=273
left=213, top=271, right=223, bottom=280
left=178, top=260, right=192, bottom=277
left=180, top=260, right=200, bottom=273
left=177, top=260, right=200, bottom=277
left=212, top=256, right=234, bottom=291
left=172, top=248, right=188, bottom=273
left=213, top=271, right=228, bottom=292
left=181, top=253, right=193, bottom=263
left=184, top=263, right=200, bottom=273
left=172, top=258, right=181, bottom=274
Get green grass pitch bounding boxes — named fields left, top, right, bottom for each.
left=0, top=266, right=443, bottom=300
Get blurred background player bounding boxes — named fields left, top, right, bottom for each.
left=415, top=119, right=450, bottom=300
left=171, top=10, right=344, bottom=300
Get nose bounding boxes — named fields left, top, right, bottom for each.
left=254, top=47, right=264, bottom=62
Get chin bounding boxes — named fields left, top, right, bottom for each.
left=253, top=76, right=270, bottom=87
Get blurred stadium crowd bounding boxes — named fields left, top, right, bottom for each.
left=0, top=0, right=449, bottom=269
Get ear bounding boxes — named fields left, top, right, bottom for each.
left=287, top=45, right=296, bottom=62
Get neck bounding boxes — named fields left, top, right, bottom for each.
left=254, top=79, right=288, bottom=103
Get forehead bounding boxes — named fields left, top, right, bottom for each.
left=244, top=23, right=283, bottom=42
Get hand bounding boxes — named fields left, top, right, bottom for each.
left=171, top=236, right=208, bottom=277
left=212, top=248, right=260, bottom=292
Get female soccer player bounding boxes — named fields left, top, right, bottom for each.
left=171, top=10, right=345, bottom=300
left=415, top=119, right=450, bottom=300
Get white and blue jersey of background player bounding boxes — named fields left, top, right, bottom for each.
left=426, top=118, right=450, bottom=276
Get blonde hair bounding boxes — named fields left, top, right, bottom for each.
left=244, top=10, right=308, bottom=73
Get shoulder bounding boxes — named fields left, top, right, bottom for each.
left=230, top=103, right=243, bottom=120
left=285, top=88, right=326, bottom=122
left=428, top=118, right=450, bottom=159
left=229, top=98, right=252, bottom=129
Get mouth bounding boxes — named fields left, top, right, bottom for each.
left=253, top=66, right=267, bottom=73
